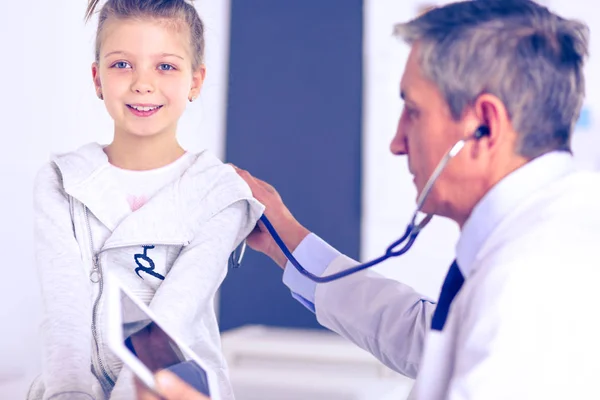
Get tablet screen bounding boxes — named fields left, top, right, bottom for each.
left=119, top=288, right=211, bottom=396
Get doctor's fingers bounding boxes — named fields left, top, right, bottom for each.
left=135, top=377, right=163, bottom=400
left=245, top=222, right=273, bottom=251
left=229, top=164, right=283, bottom=202
left=135, top=371, right=210, bottom=400
left=253, top=176, right=281, bottom=200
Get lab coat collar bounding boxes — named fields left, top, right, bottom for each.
left=456, top=150, right=576, bottom=278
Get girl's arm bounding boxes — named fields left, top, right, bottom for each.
left=148, top=201, right=248, bottom=339
left=33, top=163, right=99, bottom=399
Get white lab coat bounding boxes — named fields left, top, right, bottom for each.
left=286, top=152, right=600, bottom=399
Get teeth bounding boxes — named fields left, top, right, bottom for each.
left=131, top=105, right=159, bottom=112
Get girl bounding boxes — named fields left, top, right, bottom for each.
left=28, top=1, right=263, bottom=399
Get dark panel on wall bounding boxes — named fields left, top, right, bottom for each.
left=222, top=0, right=363, bottom=331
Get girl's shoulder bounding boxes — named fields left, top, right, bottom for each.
left=181, top=150, right=248, bottom=192
left=178, top=150, right=263, bottom=221
left=36, top=142, right=108, bottom=189
left=184, top=149, right=224, bottom=170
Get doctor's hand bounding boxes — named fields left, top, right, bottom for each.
left=135, top=370, right=210, bottom=400
left=230, top=165, right=310, bottom=269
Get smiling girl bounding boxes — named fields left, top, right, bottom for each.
left=28, top=1, right=262, bottom=399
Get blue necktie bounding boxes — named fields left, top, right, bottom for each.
left=431, top=260, right=464, bottom=331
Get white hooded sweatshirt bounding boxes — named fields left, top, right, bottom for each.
left=28, top=143, right=264, bottom=400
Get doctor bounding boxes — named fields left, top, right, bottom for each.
left=234, top=0, right=600, bottom=399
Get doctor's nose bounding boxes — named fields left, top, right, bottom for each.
left=390, top=117, right=408, bottom=156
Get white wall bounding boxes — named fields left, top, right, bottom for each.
left=0, top=0, right=230, bottom=396
left=362, top=0, right=600, bottom=299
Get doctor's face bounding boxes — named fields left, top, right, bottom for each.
left=390, top=45, right=480, bottom=220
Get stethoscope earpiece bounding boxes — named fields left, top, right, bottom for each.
left=474, top=125, right=490, bottom=139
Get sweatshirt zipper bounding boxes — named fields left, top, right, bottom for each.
left=84, top=206, right=190, bottom=389
left=84, top=207, right=115, bottom=389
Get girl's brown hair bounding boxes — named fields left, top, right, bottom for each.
left=85, top=0, right=205, bottom=70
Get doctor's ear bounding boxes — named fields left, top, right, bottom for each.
left=471, top=93, right=509, bottom=145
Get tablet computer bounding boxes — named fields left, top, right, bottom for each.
left=105, top=271, right=220, bottom=399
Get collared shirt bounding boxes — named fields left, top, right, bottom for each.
left=282, top=151, right=600, bottom=399
left=456, top=151, right=575, bottom=278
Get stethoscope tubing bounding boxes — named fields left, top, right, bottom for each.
left=235, top=135, right=479, bottom=283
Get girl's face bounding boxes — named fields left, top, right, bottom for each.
left=92, top=18, right=205, bottom=140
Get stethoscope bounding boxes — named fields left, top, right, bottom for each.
left=229, top=126, right=490, bottom=283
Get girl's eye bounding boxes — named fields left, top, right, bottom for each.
left=158, top=64, right=176, bottom=71
left=112, top=61, right=131, bottom=69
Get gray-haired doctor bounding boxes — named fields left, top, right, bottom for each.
left=234, top=1, right=600, bottom=399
